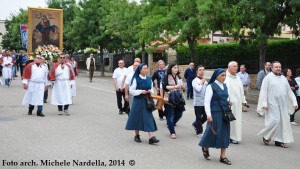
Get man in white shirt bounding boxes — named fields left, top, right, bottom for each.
left=237, top=64, right=250, bottom=112
left=124, top=61, right=140, bottom=115
left=1, top=50, right=13, bottom=87
left=113, top=59, right=129, bottom=115
left=127, top=58, right=141, bottom=74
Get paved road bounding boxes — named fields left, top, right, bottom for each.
left=0, top=73, right=300, bottom=169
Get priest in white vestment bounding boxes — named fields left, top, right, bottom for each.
left=50, top=54, right=74, bottom=115
left=22, top=55, right=48, bottom=117
left=257, top=61, right=297, bottom=148
left=225, top=61, right=247, bottom=144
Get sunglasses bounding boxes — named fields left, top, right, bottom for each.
left=60, top=57, right=65, bottom=59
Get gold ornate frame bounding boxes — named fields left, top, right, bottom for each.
left=28, top=7, right=63, bottom=52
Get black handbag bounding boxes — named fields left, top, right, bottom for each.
left=144, top=94, right=156, bottom=112
left=212, top=85, right=236, bottom=122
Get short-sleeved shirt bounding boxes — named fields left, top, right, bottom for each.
left=112, top=67, right=128, bottom=88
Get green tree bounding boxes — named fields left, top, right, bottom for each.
left=198, top=0, right=300, bottom=69
left=141, top=0, right=209, bottom=62
left=1, top=9, right=28, bottom=50
left=67, top=0, right=123, bottom=76
left=106, top=0, right=147, bottom=61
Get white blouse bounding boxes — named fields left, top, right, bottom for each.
left=204, top=80, right=226, bottom=116
left=129, top=75, right=154, bottom=96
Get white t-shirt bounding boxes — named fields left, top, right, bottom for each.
left=127, top=65, right=134, bottom=73
left=125, top=71, right=134, bottom=86
left=112, top=67, right=128, bottom=88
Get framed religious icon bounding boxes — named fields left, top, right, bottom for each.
left=28, top=7, right=63, bottom=52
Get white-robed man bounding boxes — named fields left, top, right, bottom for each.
left=50, top=54, right=74, bottom=115
left=66, top=55, right=78, bottom=97
left=257, top=61, right=298, bottom=148
left=1, top=50, right=13, bottom=87
left=225, top=61, right=247, bottom=144
left=22, top=55, right=49, bottom=117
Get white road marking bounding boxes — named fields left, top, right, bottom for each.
left=77, top=83, right=114, bottom=94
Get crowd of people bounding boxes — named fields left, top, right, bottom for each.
left=112, top=58, right=299, bottom=165
left=1, top=50, right=299, bottom=165
left=0, top=50, right=79, bottom=117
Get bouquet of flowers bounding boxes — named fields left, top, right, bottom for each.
left=35, top=45, right=61, bottom=62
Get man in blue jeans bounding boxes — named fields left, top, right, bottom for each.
left=184, top=62, right=196, bottom=100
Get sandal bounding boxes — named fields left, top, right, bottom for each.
left=201, top=147, right=210, bottom=160
left=220, top=157, right=231, bottom=165
left=275, top=141, right=288, bottom=148
left=263, top=137, right=270, bottom=145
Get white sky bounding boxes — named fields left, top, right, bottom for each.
left=0, top=0, right=48, bottom=20
left=0, top=0, right=140, bottom=20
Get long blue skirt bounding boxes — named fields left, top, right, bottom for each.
left=125, top=95, right=157, bottom=132
left=199, top=111, right=230, bottom=148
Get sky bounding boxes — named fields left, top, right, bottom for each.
left=0, top=0, right=48, bottom=20
left=0, top=0, right=141, bottom=20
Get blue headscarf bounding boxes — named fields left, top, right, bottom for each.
left=131, top=63, right=145, bottom=85
left=208, top=68, right=225, bottom=84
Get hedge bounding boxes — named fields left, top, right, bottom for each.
left=176, top=39, right=300, bottom=74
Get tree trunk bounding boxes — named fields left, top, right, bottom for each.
left=259, top=40, right=268, bottom=70
left=141, top=42, right=146, bottom=63
left=99, top=48, right=105, bottom=77
left=187, top=38, right=196, bottom=63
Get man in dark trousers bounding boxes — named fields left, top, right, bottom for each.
left=152, top=60, right=167, bottom=120
left=184, top=62, right=196, bottom=100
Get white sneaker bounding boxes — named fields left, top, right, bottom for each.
left=58, top=111, right=63, bottom=115
left=64, top=110, right=70, bottom=116
left=290, top=122, right=299, bottom=126
left=196, top=134, right=203, bottom=138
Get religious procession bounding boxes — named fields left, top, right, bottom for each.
left=1, top=1, right=300, bottom=169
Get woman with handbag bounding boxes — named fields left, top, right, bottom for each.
left=125, top=64, right=160, bottom=145
left=199, top=68, right=232, bottom=165
left=162, top=63, right=186, bottom=139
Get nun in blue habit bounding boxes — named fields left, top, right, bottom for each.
left=125, top=63, right=159, bottom=145
left=199, top=68, right=232, bottom=165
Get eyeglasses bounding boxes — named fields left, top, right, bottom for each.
left=36, top=57, right=42, bottom=59
left=60, top=57, right=65, bottom=59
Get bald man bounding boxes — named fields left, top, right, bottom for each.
left=225, top=61, right=247, bottom=144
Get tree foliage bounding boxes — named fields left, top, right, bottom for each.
left=1, top=9, right=28, bottom=50
left=198, top=0, right=300, bottom=69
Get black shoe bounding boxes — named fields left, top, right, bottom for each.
left=202, top=147, right=210, bottom=160
left=230, top=139, right=238, bottom=144
left=44, top=100, right=47, bottom=103
left=28, top=111, right=32, bottom=115
left=37, top=113, right=45, bottom=117
left=119, top=110, right=123, bottom=115
left=149, top=136, right=159, bottom=144
left=134, top=135, right=142, bottom=143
